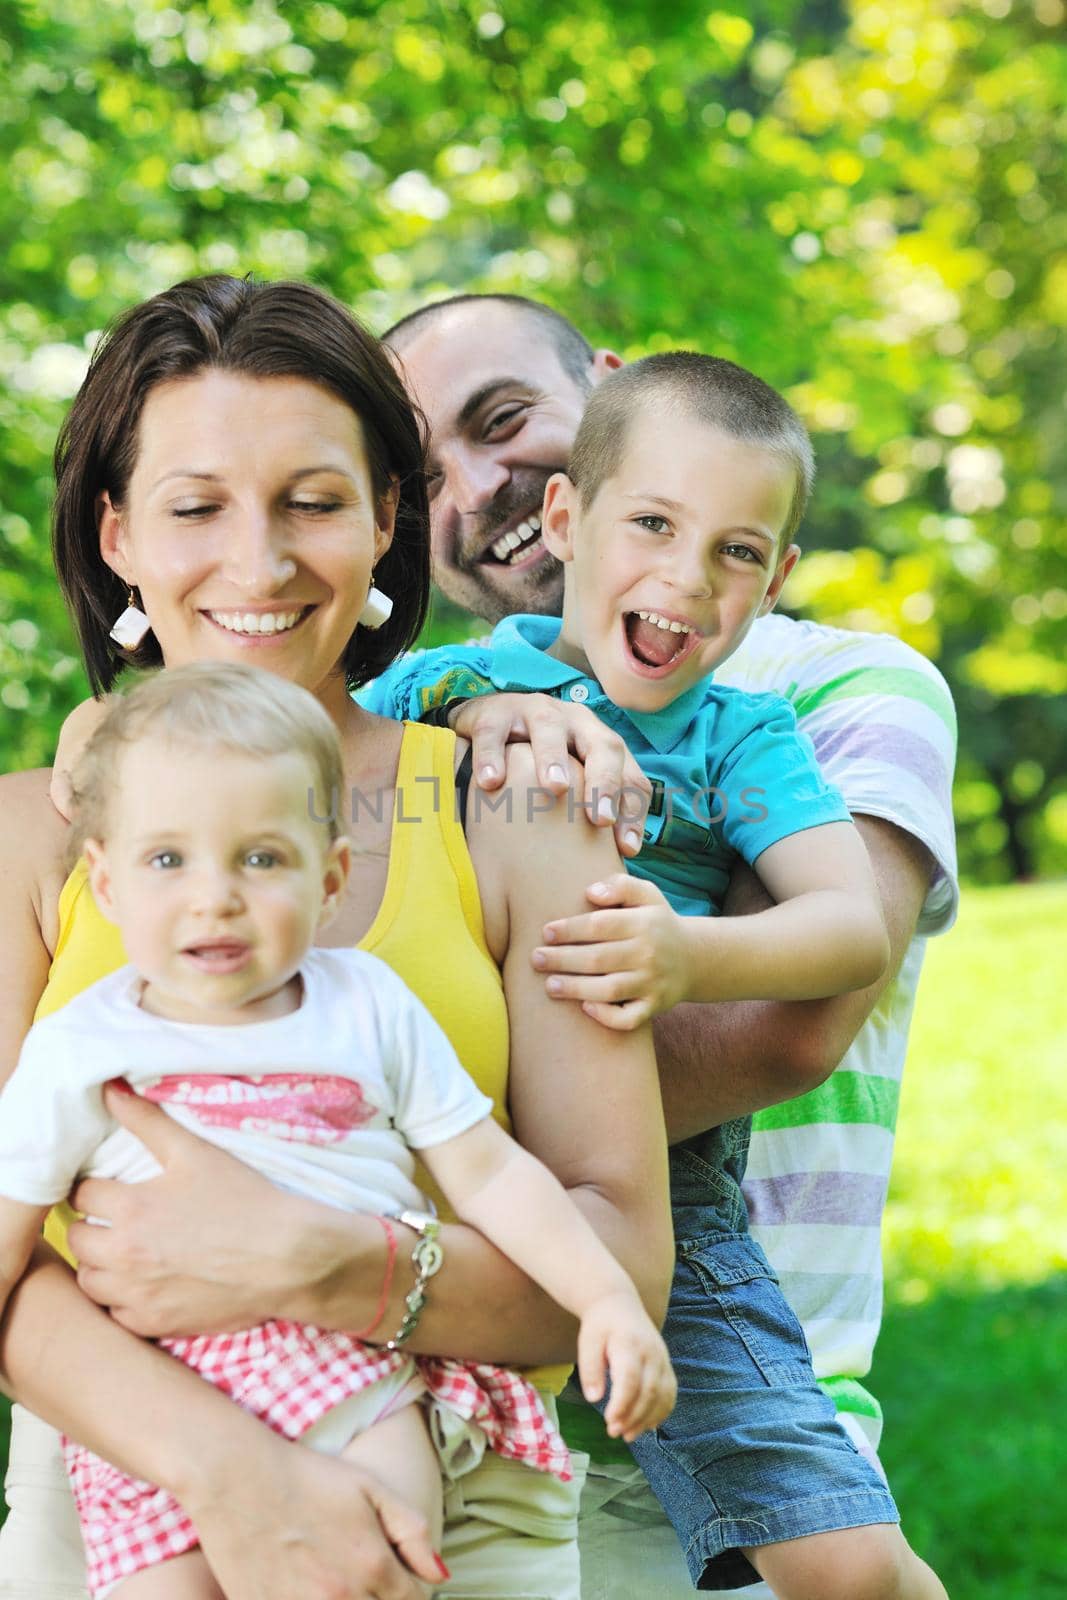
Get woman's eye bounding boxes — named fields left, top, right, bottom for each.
left=290, top=499, right=341, bottom=515
left=148, top=850, right=182, bottom=869
left=636, top=515, right=669, bottom=534
left=171, top=503, right=217, bottom=520
left=245, top=850, right=279, bottom=869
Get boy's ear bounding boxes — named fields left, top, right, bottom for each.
left=317, top=836, right=352, bottom=930
left=541, top=473, right=580, bottom=563
left=83, top=838, right=119, bottom=925
left=97, top=493, right=134, bottom=584
left=760, top=543, right=801, bottom=615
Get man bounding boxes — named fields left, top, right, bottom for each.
left=379, top=293, right=959, bottom=1598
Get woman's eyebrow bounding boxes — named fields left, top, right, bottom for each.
left=150, top=464, right=358, bottom=490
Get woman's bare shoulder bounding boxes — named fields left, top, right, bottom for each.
left=0, top=768, right=71, bottom=947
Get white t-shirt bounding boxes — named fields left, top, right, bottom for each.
left=0, top=947, right=493, bottom=1219
left=720, top=613, right=959, bottom=1446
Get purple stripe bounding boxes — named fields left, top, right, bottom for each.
left=808, top=722, right=952, bottom=810
left=742, top=1170, right=888, bottom=1227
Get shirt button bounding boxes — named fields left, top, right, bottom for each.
left=568, top=683, right=590, bottom=703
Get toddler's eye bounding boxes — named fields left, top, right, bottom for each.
left=148, top=850, right=182, bottom=870
left=636, top=515, right=669, bottom=534
left=245, top=850, right=279, bottom=869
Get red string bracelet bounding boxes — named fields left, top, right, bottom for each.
left=354, top=1216, right=398, bottom=1341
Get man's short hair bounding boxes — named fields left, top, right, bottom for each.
left=72, top=662, right=343, bottom=848
left=568, top=352, right=815, bottom=543
left=384, top=294, right=597, bottom=392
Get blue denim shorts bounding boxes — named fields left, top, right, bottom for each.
left=627, top=1229, right=899, bottom=1591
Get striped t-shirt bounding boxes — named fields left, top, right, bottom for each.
left=718, top=612, right=959, bottom=1455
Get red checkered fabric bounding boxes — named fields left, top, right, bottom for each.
left=64, top=1318, right=570, bottom=1595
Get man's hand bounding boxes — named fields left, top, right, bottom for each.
left=576, top=1289, right=677, bottom=1442
left=449, top=693, right=650, bottom=857
left=49, top=695, right=112, bottom=820
left=532, top=874, right=692, bottom=1030
left=67, top=1081, right=318, bottom=1336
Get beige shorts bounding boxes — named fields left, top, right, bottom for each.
left=0, top=1401, right=585, bottom=1600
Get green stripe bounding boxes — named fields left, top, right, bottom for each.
left=753, top=1071, right=900, bottom=1133
left=818, top=1375, right=883, bottom=1422
left=791, top=668, right=956, bottom=736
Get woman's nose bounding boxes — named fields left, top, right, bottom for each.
left=221, top=509, right=298, bottom=594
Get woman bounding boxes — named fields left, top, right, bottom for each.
left=0, top=275, right=673, bottom=1600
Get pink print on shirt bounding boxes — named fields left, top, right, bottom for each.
left=141, top=1074, right=378, bottom=1144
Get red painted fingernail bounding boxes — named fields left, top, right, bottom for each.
left=434, top=1553, right=451, bottom=1579
left=105, top=1077, right=134, bottom=1095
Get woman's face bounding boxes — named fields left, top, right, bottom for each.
left=99, top=370, right=395, bottom=717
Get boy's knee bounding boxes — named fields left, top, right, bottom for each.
left=749, top=1523, right=914, bottom=1600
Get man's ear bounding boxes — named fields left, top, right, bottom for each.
left=98, top=493, right=134, bottom=584
left=541, top=473, right=580, bottom=563
left=590, top=349, right=624, bottom=385
left=317, top=836, right=352, bottom=930
left=374, top=480, right=399, bottom=566
left=83, top=837, right=119, bottom=925
left=760, top=544, right=801, bottom=615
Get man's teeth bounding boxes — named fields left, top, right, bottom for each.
left=208, top=609, right=303, bottom=636
left=489, top=515, right=542, bottom=564
left=635, top=611, right=692, bottom=635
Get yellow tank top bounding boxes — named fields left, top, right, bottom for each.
left=39, top=724, right=567, bottom=1387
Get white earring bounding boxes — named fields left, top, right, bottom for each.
left=109, top=588, right=152, bottom=649
left=358, top=583, right=393, bottom=630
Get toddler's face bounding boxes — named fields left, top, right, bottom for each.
left=543, top=411, right=799, bottom=713
left=84, top=737, right=348, bottom=1024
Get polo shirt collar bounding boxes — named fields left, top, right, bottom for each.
left=488, top=615, right=707, bottom=755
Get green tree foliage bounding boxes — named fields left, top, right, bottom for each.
left=1, top=0, right=1063, bottom=876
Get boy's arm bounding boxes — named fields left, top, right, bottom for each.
left=419, top=1116, right=675, bottom=1439
left=533, top=818, right=889, bottom=1030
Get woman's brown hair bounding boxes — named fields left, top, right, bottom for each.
left=53, top=274, right=430, bottom=694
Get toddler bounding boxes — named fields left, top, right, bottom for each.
left=0, top=662, right=675, bottom=1600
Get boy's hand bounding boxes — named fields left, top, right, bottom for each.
left=577, top=1290, right=676, bottom=1442
left=49, top=695, right=112, bottom=820
left=533, top=874, right=692, bottom=1029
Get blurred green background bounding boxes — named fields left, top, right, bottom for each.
left=1, top=0, right=1064, bottom=1593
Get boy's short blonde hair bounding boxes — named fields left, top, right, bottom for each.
left=72, top=663, right=344, bottom=849
left=568, top=352, right=815, bottom=543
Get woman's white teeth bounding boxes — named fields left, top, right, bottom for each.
left=636, top=611, right=691, bottom=635
left=209, top=609, right=303, bottom=636
left=489, top=514, right=542, bottom=563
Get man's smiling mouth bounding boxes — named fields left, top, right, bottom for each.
left=481, top=513, right=543, bottom=566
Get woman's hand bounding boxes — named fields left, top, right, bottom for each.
left=48, top=695, right=112, bottom=820
left=449, top=693, right=650, bottom=857
left=67, top=1082, right=354, bottom=1337
left=533, top=874, right=693, bottom=1030
left=183, top=1427, right=444, bottom=1600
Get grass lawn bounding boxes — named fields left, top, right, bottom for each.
left=1, top=882, right=1064, bottom=1592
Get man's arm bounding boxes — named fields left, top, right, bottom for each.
left=654, top=816, right=934, bottom=1143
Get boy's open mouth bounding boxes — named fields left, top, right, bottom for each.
left=623, top=610, right=701, bottom=673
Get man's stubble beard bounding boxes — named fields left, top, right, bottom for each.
left=434, top=467, right=566, bottom=624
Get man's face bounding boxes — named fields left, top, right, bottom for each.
left=392, top=303, right=612, bottom=623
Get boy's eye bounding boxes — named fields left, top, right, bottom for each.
left=148, top=850, right=182, bottom=869
left=635, top=515, right=669, bottom=534
left=723, top=543, right=763, bottom=564
left=244, top=850, right=279, bottom=869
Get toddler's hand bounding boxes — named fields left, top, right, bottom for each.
left=533, top=874, right=691, bottom=1029
left=577, top=1290, right=677, bottom=1442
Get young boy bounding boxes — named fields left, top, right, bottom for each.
left=367, top=354, right=947, bottom=1597
left=0, top=662, right=675, bottom=1600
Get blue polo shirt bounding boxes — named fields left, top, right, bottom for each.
left=360, top=615, right=849, bottom=916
